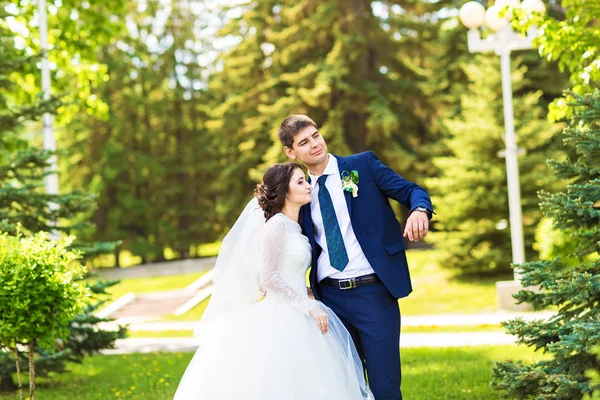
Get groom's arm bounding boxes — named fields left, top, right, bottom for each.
left=366, top=151, right=434, bottom=217
left=366, top=151, right=433, bottom=241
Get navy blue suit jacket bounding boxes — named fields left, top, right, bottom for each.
left=301, top=151, right=433, bottom=300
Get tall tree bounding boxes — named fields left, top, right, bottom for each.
left=491, top=89, right=600, bottom=399
left=4, top=0, right=127, bottom=124
left=0, top=4, right=126, bottom=391
left=511, top=0, right=599, bottom=121
left=491, top=2, right=600, bottom=397
left=2, top=0, right=128, bottom=255
left=206, top=0, right=451, bottom=229
left=64, top=0, right=218, bottom=264
left=426, top=53, right=564, bottom=275
left=0, top=3, right=95, bottom=242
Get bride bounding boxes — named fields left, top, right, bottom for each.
left=173, top=162, right=372, bottom=399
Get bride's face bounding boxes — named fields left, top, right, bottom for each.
left=286, top=168, right=312, bottom=207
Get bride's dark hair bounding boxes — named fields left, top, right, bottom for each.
left=255, top=162, right=303, bottom=221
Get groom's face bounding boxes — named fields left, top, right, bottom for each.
left=283, top=126, right=328, bottom=166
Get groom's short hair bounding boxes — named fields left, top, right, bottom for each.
left=278, top=115, right=317, bottom=148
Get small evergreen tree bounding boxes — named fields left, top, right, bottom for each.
left=491, top=90, right=600, bottom=399
left=426, top=54, right=563, bottom=275
left=586, top=346, right=600, bottom=400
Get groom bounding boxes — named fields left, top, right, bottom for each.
left=279, top=115, right=433, bottom=400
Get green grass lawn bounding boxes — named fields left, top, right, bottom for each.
left=0, top=345, right=547, bottom=399
left=127, top=330, right=197, bottom=338
left=197, top=241, right=221, bottom=258
left=95, top=249, right=508, bottom=321
left=127, top=324, right=505, bottom=338
left=402, top=324, right=504, bottom=333
left=159, top=249, right=505, bottom=321
left=402, top=346, right=548, bottom=399
left=400, top=250, right=506, bottom=315
left=88, top=271, right=208, bottom=301
left=181, top=249, right=506, bottom=319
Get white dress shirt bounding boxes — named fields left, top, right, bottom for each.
left=308, top=154, right=375, bottom=282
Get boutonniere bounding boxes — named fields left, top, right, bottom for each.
left=341, top=170, right=359, bottom=198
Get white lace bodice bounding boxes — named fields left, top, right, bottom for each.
left=259, top=213, right=316, bottom=314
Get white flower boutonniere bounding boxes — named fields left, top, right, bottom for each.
left=341, top=170, right=359, bottom=198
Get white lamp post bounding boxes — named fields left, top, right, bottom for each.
left=459, top=0, right=545, bottom=309
left=39, top=0, right=60, bottom=236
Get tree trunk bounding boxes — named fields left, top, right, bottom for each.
left=27, top=342, right=35, bottom=400
left=0, top=374, right=17, bottom=392
left=343, top=0, right=373, bottom=153
left=14, top=345, right=23, bottom=400
left=114, top=248, right=121, bottom=268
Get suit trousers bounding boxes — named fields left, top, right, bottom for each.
left=319, top=281, right=402, bottom=400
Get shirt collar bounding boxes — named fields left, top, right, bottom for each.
left=308, top=154, right=337, bottom=186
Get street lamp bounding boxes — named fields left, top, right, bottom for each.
left=459, top=0, right=545, bottom=309
left=38, top=0, right=60, bottom=236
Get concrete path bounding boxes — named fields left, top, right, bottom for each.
left=108, top=310, right=556, bottom=332
left=90, top=257, right=216, bottom=280
left=99, top=311, right=557, bottom=354
left=400, top=310, right=556, bottom=327
left=103, top=338, right=201, bottom=354
left=102, top=331, right=520, bottom=355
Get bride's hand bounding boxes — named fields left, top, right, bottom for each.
left=309, top=306, right=329, bottom=334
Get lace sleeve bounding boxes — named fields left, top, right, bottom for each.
left=259, top=216, right=316, bottom=315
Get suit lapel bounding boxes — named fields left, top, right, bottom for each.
left=334, top=155, right=353, bottom=216
left=303, top=176, right=316, bottom=251
left=300, top=204, right=319, bottom=289
left=300, top=204, right=317, bottom=256
left=301, top=205, right=315, bottom=247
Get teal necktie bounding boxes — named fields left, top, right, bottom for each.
left=317, top=175, right=349, bottom=271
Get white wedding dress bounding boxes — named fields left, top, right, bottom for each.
left=173, top=211, right=371, bottom=399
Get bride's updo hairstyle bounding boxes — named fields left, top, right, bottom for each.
left=255, top=162, right=303, bottom=221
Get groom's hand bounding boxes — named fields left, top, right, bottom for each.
left=403, top=211, right=429, bottom=242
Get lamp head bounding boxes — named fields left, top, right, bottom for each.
left=521, top=0, right=546, bottom=13
left=459, top=2, right=486, bottom=29
left=495, top=0, right=521, bottom=9
left=485, top=5, right=509, bottom=31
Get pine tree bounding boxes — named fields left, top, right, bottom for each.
left=206, top=0, right=449, bottom=229
left=588, top=346, right=600, bottom=400
left=0, top=14, right=90, bottom=237
left=491, top=90, right=600, bottom=399
left=426, top=54, right=564, bottom=275
left=63, top=0, right=219, bottom=264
